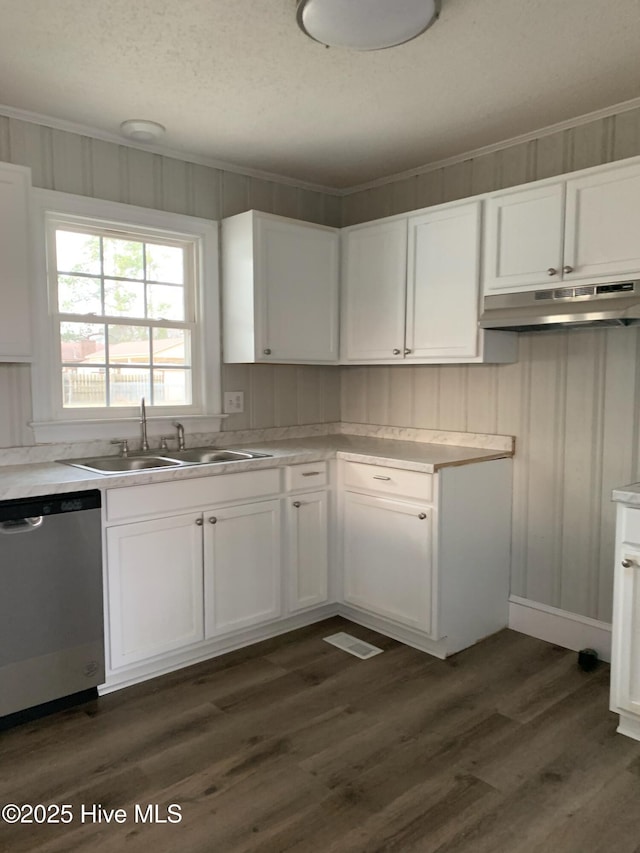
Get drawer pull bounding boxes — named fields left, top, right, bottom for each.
left=373, top=475, right=391, bottom=481
left=302, top=471, right=321, bottom=477
left=418, top=513, right=427, bottom=520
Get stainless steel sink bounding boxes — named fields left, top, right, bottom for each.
left=60, top=455, right=184, bottom=474
left=164, top=448, right=270, bottom=464
left=59, top=447, right=271, bottom=474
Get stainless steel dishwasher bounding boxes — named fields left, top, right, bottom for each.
left=0, top=489, right=104, bottom=723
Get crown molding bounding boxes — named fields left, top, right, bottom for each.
left=0, top=103, right=341, bottom=197
left=3, top=95, right=640, bottom=198
left=340, top=94, right=640, bottom=196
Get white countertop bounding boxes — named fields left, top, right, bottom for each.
left=0, top=433, right=513, bottom=501
left=612, top=482, right=640, bottom=505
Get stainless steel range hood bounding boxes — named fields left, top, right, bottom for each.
left=479, top=281, right=640, bottom=332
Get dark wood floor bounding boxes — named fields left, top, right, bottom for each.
left=1, top=617, right=639, bottom=853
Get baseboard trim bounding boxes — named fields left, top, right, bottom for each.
left=508, top=596, right=612, bottom=662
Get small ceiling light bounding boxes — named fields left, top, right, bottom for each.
left=120, top=119, right=166, bottom=143
left=296, top=0, right=441, bottom=51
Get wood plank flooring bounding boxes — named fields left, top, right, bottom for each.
left=1, top=617, right=639, bottom=853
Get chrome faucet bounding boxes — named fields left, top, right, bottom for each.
left=173, top=421, right=185, bottom=451
left=140, top=397, right=149, bottom=452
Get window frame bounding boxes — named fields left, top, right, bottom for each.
left=30, top=190, right=222, bottom=443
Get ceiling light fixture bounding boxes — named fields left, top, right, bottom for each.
left=296, top=0, right=441, bottom=51
left=120, top=119, right=166, bottom=143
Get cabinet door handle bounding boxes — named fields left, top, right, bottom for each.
left=293, top=501, right=302, bottom=508
left=301, top=471, right=320, bottom=477
left=208, top=516, right=217, bottom=524
left=418, top=513, right=427, bottom=520
left=373, top=475, right=391, bottom=481
left=195, top=518, right=204, bottom=526
left=621, top=558, right=636, bottom=568
left=404, top=348, right=412, bottom=355
left=563, top=265, right=574, bottom=274
left=263, top=348, right=271, bottom=355
left=392, top=348, right=401, bottom=355
left=547, top=267, right=558, bottom=276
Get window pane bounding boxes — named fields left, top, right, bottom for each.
left=108, top=367, right=151, bottom=407
left=56, top=230, right=101, bottom=275
left=60, top=322, right=105, bottom=364
left=103, top=237, right=144, bottom=280
left=104, top=279, right=145, bottom=318
left=146, top=243, right=184, bottom=284
left=153, top=328, right=189, bottom=366
left=62, top=366, right=106, bottom=408
left=58, top=276, right=102, bottom=315
left=108, top=325, right=150, bottom=365
left=147, top=284, right=185, bottom=321
left=153, top=369, right=191, bottom=405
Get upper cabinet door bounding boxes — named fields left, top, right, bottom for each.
left=222, top=211, right=339, bottom=364
left=0, top=163, right=32, bottom=362
left=255, top=216, right=339, bottom=362
left=483, top=182, right=565, bottom=293
left=406, top=201, right=481, bottom=359
left=564, top=162, right=640, bottom=282
left=342, top=219, right=407, bottom=361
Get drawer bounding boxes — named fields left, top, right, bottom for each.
left=106, top=468, right=281, bottom=522
left=621, top=506, right=640, bottom=546
left=342, top=461, right=433, bottom=502
left=286, top=461, right=328, bottom=491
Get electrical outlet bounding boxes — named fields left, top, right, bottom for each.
left=224, top=391, right=244, bottom=414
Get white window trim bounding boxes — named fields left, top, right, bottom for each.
left=29, top=189, right=224, bottom=444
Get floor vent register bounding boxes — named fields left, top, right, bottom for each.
left=323, top=632, right=383, bottom=660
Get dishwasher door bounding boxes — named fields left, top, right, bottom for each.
left=0, top=490, right=104, bottom=718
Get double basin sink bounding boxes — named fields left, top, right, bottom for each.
left=60, top=448, right=272, bottom=475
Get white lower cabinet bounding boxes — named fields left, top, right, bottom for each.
left=106, top=512, right=204, bottom=670
left=339, top=458, right=512, bottom=658
left=343, top=492, right=431, bottom=632
left=610, top=504, right=640, bottom=741
left=102, top=466, right=333, bottom=691
left=102, top=454, right=511, bottom=690
left=204, top=500, right=281, bottom=636
left=286, top=489, right=329, bottom=612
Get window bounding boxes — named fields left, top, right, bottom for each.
left=53, top=224, right=195, bottom=409
left=30, top=190, right=221, bottom=442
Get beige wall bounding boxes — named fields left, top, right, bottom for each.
left=341, top=106, right=640, bottom=622
left=3, top=107, right=640, bottom=622
left=0, top=117, right=341, bottom=443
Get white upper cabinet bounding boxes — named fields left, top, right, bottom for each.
left=406, top=201, right=481, bottom=359
left=0, top=162, right=32, bottom=362
left=342, top=218, right=407, bottom=361
left=222, top=210, right=339, bottom=364
left=342, top=201, right=516, bottom=364
left=484, top=158, right=640, bottom=295
left=564, top=161, right=640, bottom=281
left=483, top=182, right=565, bottom=293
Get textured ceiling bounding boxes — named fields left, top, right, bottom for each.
left=0, top=0, right=640, bottom=188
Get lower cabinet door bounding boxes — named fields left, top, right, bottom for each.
left=287, top=490, right=329, bottom=612
left=612, top=540, right=640, bottom=718
left=106, top=513, right=204, bottom=669
left=204, top=499, right=281, bottom=637
left=342, top=491, right=432, bottom=633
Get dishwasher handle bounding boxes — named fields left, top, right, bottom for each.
left=0, top=516, right=44, bottom=534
